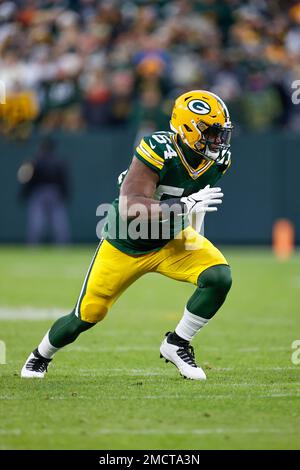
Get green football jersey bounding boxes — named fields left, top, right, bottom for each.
left=103, top=131, right=230, bottom=254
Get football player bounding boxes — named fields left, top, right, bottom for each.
left=21, top=90, right=233, bottom=381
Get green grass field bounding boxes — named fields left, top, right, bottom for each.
left=0, top=246, right=300, bottom=450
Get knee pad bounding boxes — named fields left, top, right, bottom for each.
left=80, top=296, right=109, bottom=323
left=198, top=264, right=232, bottom=295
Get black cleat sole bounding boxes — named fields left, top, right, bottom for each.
left=160, top=353, right=169, bottom=363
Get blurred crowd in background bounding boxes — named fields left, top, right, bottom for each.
left=0, top=0, right=300, bottom=139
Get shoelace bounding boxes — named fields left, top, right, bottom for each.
left=177, top=344, right=197, bottom=368
left=27, top=357, right=50, bottom=373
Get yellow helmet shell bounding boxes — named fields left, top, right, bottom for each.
left=170, top=90, right=231, bottom=154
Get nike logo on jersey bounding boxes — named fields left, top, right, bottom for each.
left=149, top=140, right=156, bottom=149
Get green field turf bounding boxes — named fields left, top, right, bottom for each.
left=0, top=246, right=300, bottom=450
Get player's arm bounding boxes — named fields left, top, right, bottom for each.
left=119, top=157, right=223, bottom=220
left=119, top=157, right=162, bottom=220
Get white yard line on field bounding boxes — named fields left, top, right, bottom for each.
left=0, top=429, right=21, bottom=435
left=258, top=393, right=300, bottom=398
left=94, top=427, right=284, bottom=435
left=0, top=307, right=67, bottom=320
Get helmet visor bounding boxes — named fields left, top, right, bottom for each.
left=199, top=123, right=232, bottom=152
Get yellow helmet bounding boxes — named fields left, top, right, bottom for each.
left=170, top=90, right=233, bottom=163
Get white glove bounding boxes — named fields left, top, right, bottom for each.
left=181, top=185, right=223, bottom=214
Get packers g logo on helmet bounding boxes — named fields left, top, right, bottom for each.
left=187, top=99, right=211, bottom=115
left=170, top=90, right=233, bottom=163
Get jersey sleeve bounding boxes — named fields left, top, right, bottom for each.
left=134, top=135, right=165, bottom=174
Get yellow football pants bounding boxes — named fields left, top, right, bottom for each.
left=75, top=226, right=228, bottom=323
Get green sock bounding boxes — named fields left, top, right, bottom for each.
left=48, top=311, right=95, bottom=348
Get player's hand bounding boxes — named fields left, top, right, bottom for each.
left=181, top=185, right=223, bottom=214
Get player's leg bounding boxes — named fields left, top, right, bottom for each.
left=175, top=263, right=231, bottom=339
left=21, top=240, right=143, bottom=378
left=155, top=227, right=232, bottom=380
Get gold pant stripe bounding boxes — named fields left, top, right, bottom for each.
left=75, top=239, right=103, bottom=319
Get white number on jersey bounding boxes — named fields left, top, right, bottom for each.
left=154, top=185, right=184, bottom=200
left=164, top=144, right=177, bottom=160
left=152, top=134, right=172, bottom=144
